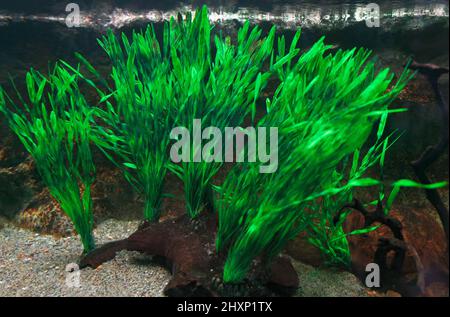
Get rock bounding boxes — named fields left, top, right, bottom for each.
left=0, top=137, right=76, bottom=236
left=285, top=233, right=324, bottom=267
left=89, top=164, right=141, bottom=220
left=0, top=129, right=28, bottom=168
left=17, top=189, right=75, bottom=237
left=0, top=158, right=36, bottom=219
left=267, top=256, right=299, bottom=296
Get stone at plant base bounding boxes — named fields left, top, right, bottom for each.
left=17, top=190, right=74, bottom=237
left=267, top=256, right=300, bottom=296
left=0, top=216, right=6, bottom=230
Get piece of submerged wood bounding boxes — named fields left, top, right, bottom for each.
left=79, top=214, right=299, bottom=297
left=80, top=214, right=216, bottom=296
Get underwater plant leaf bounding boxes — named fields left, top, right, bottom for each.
left=392, top=179, right=448, bottom=189
left=123, top=162, right=138, bottom=169
left=347, top=178, right=381, bottom=187
left=348, top=225, right=382, bottom=236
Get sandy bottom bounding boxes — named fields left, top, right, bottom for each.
left=0, top=219, right=171, bottom=296
left=0, top=218, right=370, bottom=297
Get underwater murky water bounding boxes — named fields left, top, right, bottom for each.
left=0, top=1, right=447, bottom=72
left=0, top=1, right=448, bottom=28
left=0, top=1, right=448, bottom=83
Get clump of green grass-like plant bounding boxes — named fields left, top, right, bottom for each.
left=73, top=27, right=176, bottom=222
left=303, top=111, right=448, bottom=268
left=0, top=66, right=96, bottom=253
left=215, top=37, right=414, bottom=283
left=303, top=113, right=401, bottom=267
left=166, top=8, right=280, bottom=218
left=75, top=6, right=289, bottom=220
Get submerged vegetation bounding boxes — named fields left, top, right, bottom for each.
left=72, top=7, right=277, bottom=220
left=74, top=26, right=176, bottom=222
left=166, top=13, right=275, bottom=219
left=215, top=41, right=414, bottom=282
left=96, top=8, right=277, bottom=220
left=1, top=5, right=445, bottom=287
left=0, top=66, right=96, bottom=253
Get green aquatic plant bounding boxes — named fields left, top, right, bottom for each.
left=71, top=9, right=211, bottom=222
left=167, top=8, right=306, bottom=219
left=215, top=37, right=415, bottom=283
left=304, top=111, right=448, bottom=268
left=160, top=6, right=219, bottom=219
left=166, top=9, right=278, bottom=218
left=74, top=6, right=284, bottom=220
left=1, top=7, right=446, bottom=295
left=0, top=66, right=96, bottom=253
left=71, top=27, right=176, bottom=222
left=304, top=113, right=400, bottom=268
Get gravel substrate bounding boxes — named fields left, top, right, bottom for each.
left=0, top=218, right=370, bottom=297
left=0, top=219, right=171, bottom=297
left=292, top=261, right=368, bottom=297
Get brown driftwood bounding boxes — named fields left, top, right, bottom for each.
left=408, top=61, right=449, bottom=245
left=335, top=198, right=429, bottom=295
left=335, top=199, right=404, bottom=240
left=334, top=201, right=405, bottom=276
left=334, top=199, right=405, bottom=264
left=79, top=214, right=299, bottom=297
left=408, top=61, right=449, bottom=79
